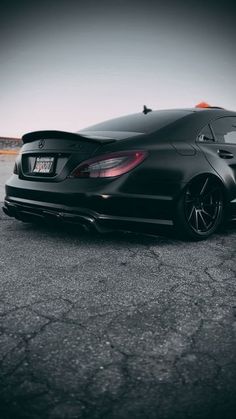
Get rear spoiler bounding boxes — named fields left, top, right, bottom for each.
left=22, top=130, right=115, bottom=144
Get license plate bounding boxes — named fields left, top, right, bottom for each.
left=33, top=157, right=55, bottom=174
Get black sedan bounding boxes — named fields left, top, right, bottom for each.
left=3, top=106, right=236, bottom=240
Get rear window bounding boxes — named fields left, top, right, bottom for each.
left=80, top=110, right=192, bottom=136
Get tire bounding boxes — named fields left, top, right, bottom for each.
left=174, top=176, right=224, bottom=240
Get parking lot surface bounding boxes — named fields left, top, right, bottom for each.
left=0, top=157, right=236, bottom=419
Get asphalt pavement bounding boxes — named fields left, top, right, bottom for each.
left=0, top=157, right=236, bottom=419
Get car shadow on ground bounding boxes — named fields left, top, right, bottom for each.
left=19, top=219, right=236, bottom=247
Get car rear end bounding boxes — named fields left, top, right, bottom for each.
left=3, top=130, right=151, bottom=232
left=3, top=109, right=195, bottom=234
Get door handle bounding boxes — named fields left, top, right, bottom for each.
left=217, top=149, right=234, bottom=159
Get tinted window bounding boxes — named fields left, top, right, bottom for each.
left=197, top=125, right=215, bottom=142
left=80, top=110, right=192, bottom=135
left=211, top=117, right=236, bottom=144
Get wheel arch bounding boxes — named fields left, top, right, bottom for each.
left=175, top=172, right=230, bottom=209
left=173, top=172, right=228, bottom=239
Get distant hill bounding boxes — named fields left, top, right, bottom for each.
left=0, top=137, right=22, bottom=149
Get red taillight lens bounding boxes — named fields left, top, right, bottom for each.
left=69, top=150, right=148, bottom=178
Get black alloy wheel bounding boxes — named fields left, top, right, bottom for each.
left=176, top=176, right=224, bottom=240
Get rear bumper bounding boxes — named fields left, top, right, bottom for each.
left=3, top=174, right=179, bottom=233
left=3, top=197, right=173, bottom=234
left=3, top=172, right=236, bottom=233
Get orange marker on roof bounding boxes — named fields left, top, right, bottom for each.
left=195, top=102, right=211, bottom=108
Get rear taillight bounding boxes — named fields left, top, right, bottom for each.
left=69, top=150, right=148, bottom=178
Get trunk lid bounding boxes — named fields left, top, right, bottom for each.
left=19, top=130, right=116, bottom=181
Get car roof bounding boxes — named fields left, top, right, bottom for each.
left=155, top=108, right=236, bottom=141
left=79, top=107, right=236, bottom=142
left=163, top=107, right=235, bottom=116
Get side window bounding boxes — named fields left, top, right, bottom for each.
left=197, top=125, right=215, bottom=142
left=211, top=117, right=236, bottom=144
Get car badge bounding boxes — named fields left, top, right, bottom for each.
left=38, top=139, right=45, bottom=148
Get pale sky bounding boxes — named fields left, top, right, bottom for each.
left=0, top=0, right=235, bottom=137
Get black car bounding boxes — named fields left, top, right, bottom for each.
left=3, top=106, right=236, bottom=240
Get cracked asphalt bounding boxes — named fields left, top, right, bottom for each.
left=0, top=157, right=236, bottom=419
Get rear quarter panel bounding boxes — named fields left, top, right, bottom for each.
left=97, top=136, right=216, bottom=200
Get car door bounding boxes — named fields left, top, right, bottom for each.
left=196, top=116, right=236, bottom=216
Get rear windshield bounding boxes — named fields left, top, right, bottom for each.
left=80, top=110, right=192, bottom=136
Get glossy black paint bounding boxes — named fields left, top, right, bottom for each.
left=3, top=108, right=236, bottom=236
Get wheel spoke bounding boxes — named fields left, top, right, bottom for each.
left=187, top=205, right=195, bottom=221
left=194, top=209, right=199, bottom=231
left=200, top=177, right=209, bottom=196
left=201, top=187, right=219, bottom=200
left=201, top=209, right=214, bottom=220
left=198, top=210, right=208, bottom=230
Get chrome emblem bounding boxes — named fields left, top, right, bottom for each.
left=38, top=139, right=45, bottom=149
